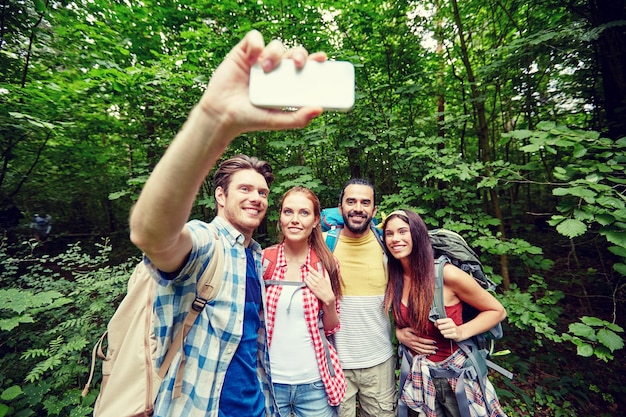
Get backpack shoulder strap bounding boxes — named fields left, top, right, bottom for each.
left=370, top=222, right=384, bottom=249
left=194, top=223, right=224, bottom=309
left=309, top=247, right=323, bottom=273
left=325, top=223, right=384, bottom=252
left=262, top=245, right=279, bottom=280
left=324, top=227, right=340, bottom=252
left=429, top=255, right=448, bottom=322
left=158, top=224, right=224, bottom=397
left=262, top=245, right=304, bottom=287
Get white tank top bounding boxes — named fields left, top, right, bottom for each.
left=269, top=285, right=320, bottom=384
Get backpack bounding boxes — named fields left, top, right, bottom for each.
left=427, top=228, right=513, bottom=381
left=398, top=229, right=512, bottom=417
left=320, top=207, right=383, bottom=252
left=428, top=228, right=503, bottom=345
left=82, top=226, right=224, bottom=417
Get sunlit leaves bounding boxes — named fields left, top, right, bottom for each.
left=565, top=317, right=625, bottom=362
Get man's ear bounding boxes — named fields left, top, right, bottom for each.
left=372, top=206, right=378, bottom=218
left=215, top=186, right=226, bottom=209
left=338, top=203, right=343, bottom=216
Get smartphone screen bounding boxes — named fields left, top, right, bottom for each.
left=249, top=60, right=355, bottom=112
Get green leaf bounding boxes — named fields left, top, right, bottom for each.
left=573, top=209, right=594, bottom=221
left=614, top=263, right=626, bottom=276
left=581, top=316, right=605, bottom=326
left=0, top=289, right=66, bottom=314
left=602, top=231, right=626, bottom=246
left=1, top=385, right=23, bottom=401
left=604, top=322, right=624, bottom=333
left=108, top=190, right=129, bottom=200
left=569, top=322, right=595, bottom=338
left=595, top=213, right=615, bottom=226
left=520, top=142, right=542, bottom=153
left=577, top=343, right=594, bottom=357
left=597, top=196, right=625, bottom=209
left=585, top=173, right=602, bottom=183
left=508, top=129, right=533, bottom=140
left=552, top=186, right=596, bottom=199
left=556, top=219, right=587, bottom=238
left=573, top=144, right=587, bottom=158
left=597, top=329, right=625, bottom=352
left=608, top=245, right=626, bottom=257
left=0, top=315, right=35, bottom=331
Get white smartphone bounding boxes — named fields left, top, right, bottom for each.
left=249, top=60, right=355, bottom=112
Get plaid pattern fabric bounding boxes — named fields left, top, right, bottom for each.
left=147, top=217, right=274, bottom=417
left=400, top=348, right=507, bottom=417
left=264, top=243, right=346, bottom=406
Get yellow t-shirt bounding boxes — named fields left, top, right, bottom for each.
left=333, top=231, right=387, bottom=296
left=329, top=229, right=394, bottom=369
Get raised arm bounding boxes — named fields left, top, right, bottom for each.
left=129, top=31, right=327, bottom=272
left=436, top=263, right=507, bottom=342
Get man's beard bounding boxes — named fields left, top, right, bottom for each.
left=343, top=211, right=372, bottom=234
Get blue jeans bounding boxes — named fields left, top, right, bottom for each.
left=273, top=380, right=338, bottom=417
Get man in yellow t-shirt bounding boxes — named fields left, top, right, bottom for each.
left=330, top=179, right=396, bottom=417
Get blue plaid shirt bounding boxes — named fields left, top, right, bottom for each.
left=146, top=217, right=275, bottom=416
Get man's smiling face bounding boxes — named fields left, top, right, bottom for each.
left=216, top=169, right=269, bottom=240
left=339, top=184, right=377, bottom=238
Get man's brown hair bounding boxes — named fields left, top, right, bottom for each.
left=213, top=154, right=274, bottom=195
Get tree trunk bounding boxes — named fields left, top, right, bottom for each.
left=450, top=0, right=510, bottom=289
left=589, top=0, right=626, bottom=140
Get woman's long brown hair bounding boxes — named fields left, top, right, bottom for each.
left=278, top=186, right=342, bottom=298
left=382, top=210, right=434, bottom=333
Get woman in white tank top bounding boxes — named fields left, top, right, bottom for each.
left=262, top=187, right=346, bottom=417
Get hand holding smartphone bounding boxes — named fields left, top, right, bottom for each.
left=249, top=60, right=355, bottom=112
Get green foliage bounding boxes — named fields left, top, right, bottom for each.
left=563, top=316, right=624, bottom=362
left=509, top=122, right=625, bottom=248
left=500, top=276, right=565, bottom=345
left=2, top=0, right=625, bottom=415
left=0, top=237, right=137, bottom=416
left=0, top=289, right=71, bottom=331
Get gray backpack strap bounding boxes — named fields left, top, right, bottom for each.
left=317, top=310, right=335, bottom=377
left=264, top=280, right=305, bottom=287
left=429, top=256, right=448, bottom=322
left=429, top=255, right=494, bottom=417
left=264, top=280, right=304, bottom=314
left=429, top=364, right=474, bottom=417
left=397, top=344, right=413, bottom=417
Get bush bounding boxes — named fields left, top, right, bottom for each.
left=0, top=237, right=137, bottom=416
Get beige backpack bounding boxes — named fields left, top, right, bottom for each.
left=82, top=227, right=224, bottom=417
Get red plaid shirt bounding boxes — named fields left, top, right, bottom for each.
left=263, top=244, right=346, bottom=406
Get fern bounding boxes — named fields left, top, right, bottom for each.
left=25, top=356, right=63, bottom=383
left=1, top=235, right=137, bottom=416
left=21, top=348, right=50, bottom=359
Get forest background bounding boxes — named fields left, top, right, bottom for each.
left=1, top=0, right=625, bottom=416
